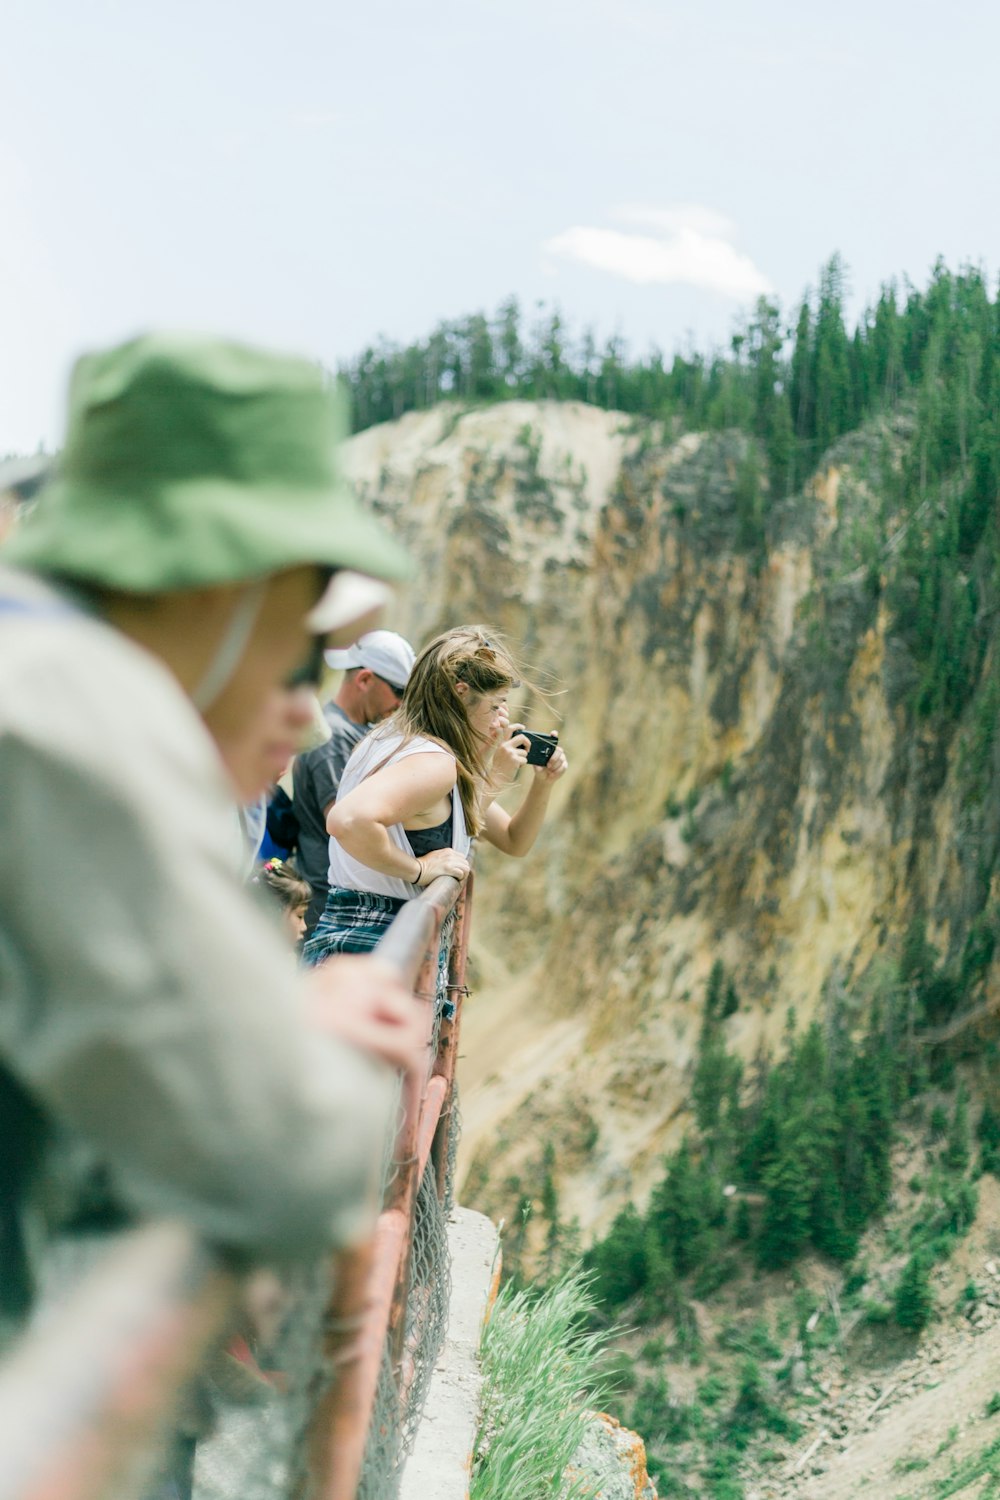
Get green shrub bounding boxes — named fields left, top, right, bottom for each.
left=631, top=1374, right=693, bottom=1446
left=472, top=1271, right=610, bottom=1500
left=697, top=1372, right=729, bottom=1407
left=718, top=1318, right=781, bottom=1361
left=842, top=1264, right=868, bottom=1298
left=725, top=1359, right=800, bottom=1450
left=601, top=1349, right=638, bottom=1395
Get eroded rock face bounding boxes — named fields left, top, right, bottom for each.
left=568, top=1410, right=658, bottom=1499
left=341, top=400, right=998, bottom=1249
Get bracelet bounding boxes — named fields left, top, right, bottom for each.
left=411, top=857, right=422, bottom=884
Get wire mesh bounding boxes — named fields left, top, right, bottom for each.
left=356, top=1162, right=451, bottom=1500
left=193, top=1260, right=333, bottom=1500
left=428, top=911, right=457, bottom=1057
left=442, top=1081, right=462, bottom=1218
left=190, top=1158, right=453, bottom=1500
left=192, top=915, right=461, bottom=1500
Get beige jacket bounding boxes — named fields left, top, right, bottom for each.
left=0, top=566, right=393, bottom=1265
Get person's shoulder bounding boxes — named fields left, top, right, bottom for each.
left=401, top=733, right=456, bottom=760
left=0, top=569, right=221, bottom=789
left=388, top=735, right=458, bottom=780
left=301, top=713, right=364, bottom=769
left=320, top=704, right=365, bottom=748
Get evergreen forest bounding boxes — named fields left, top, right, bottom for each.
left=374, top=255, right=1000, bottom=1497
left=339, top=253, right=1000, bottom=519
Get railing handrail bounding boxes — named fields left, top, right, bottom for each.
left=371, top=874, right=463, bottom=983
left=0, top=872, right=473, bottom=1500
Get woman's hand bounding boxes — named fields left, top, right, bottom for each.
left=486, top=701, right=510, bottom=747
left=489, top=725, right=529, bottom=789
left=415, top=847, right=472, bottom=885
left=534, top=742, right=568, bottom=784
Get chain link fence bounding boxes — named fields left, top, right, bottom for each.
left=192, top=1105, right=460, bottom=1500
left=192, top=877, right=470, bottom=1500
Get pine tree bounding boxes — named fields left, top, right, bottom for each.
left=586, top=1203, right=648, bottom=1307
left=979, top=1104, right=1000, bottom=1176
left=641, top=1226, right=680, bottom=1320
left=495, top=297, right=523, bottom=389
left=757, top=1136, right=813, bottom=1268
left=693, top=967, right=743, bottom=1143
left=895, top=1252, right=933, bottom=1332
left=648, top=1141, right=723, bottom=1275
left=811, top=254, right=852, bottom=455
left=944, top=1086, right=971, bottom=1172
left=788, top=300, right=814, bottom=445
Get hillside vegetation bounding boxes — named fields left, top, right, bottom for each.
left=338, top=257, right=1000, bottom=1498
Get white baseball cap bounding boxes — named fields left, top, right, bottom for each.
left=324, top=629, right=416, bottom=692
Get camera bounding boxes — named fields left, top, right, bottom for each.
left=510, top=728, right=559, bottom=766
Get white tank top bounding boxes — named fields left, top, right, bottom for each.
left=327, top=729, right=471, bottom=900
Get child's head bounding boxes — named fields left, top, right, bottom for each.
left=254, top=857, right=311, bottom=943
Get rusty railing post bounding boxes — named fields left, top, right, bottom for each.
left=432, top=872, right=473, bottom=1202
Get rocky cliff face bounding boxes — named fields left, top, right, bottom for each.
left=341, top=400, right=1000, bottom=1244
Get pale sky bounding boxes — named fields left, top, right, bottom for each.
left=2, top=0, right=998, bottom=452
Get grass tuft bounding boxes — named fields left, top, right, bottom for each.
left=471, top=1269, right=611, bottom=1500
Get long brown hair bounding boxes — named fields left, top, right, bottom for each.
left=368, top=625, right=524, bottom=834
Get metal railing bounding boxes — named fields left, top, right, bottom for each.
left=0, top=872, right=473, bottom=1500
left=310, top=871, right=471, bottom=1498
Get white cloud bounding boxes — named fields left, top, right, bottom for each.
left=543, top=203, right=772, bottom=302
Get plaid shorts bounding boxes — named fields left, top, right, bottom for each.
left=301, top=888, right=407, bottom=966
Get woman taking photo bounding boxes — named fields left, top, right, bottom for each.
left=303, top=625, right=567, bottom=963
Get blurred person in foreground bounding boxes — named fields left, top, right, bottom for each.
left=294, top=630, right=416, bottom=938
left=0, top=333, right=423, bottom=1343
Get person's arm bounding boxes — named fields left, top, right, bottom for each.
left=480, top=745, right=569, bottom=857
left=327, top=752, right=469, bottom=885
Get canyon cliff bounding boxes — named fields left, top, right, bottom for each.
left=341, top=398, right=1000, bottom=1246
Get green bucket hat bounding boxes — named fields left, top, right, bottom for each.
left=3, top=332, right=411, bottom=595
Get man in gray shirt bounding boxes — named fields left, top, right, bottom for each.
left=295, top=631, right=415, bottom=936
